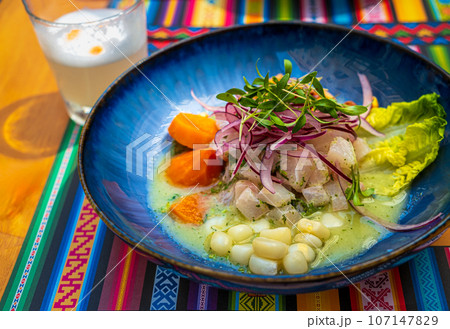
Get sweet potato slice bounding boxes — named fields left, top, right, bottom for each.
left=168, top=113, right=218, bottom=148
left=170, top=194, right=205, bottom=225
left=165, top=149, right=223, bottom=187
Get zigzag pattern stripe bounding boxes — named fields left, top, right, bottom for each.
left=52, top=202, right=100, bottom=311
left=411, top=249, right=448, bottom=311
left=9, top=125, right=80, bottom=311
left=146, top=23, right=450, bottom=45
left=355, top=22, right=450, bottom=36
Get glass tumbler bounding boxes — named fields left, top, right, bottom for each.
left=23, top=0, right=148, bottom=125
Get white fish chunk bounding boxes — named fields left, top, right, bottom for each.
left=308, top=130, right=350, bottom=154
left=258, top=183, right=294, bottom=207
left=301, top=185, right=330, bottom=207
left=327, top=137, right=357, bottom=173
left=234, top=180, right=259, bottom=199
left=282, top=149, right=314, bottom=192
left=266, top=204, right=302, bottom=227
left=352, top=138, right=371, bottom=161
left=235, top=187, right=269, bottom=220
left=307, top=158, right=330, bottom=187
left=236, top=165, right=261, bottom=185
left=323, top=179, right=348, bottom=211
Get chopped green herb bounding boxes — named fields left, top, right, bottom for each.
left=345, top=165, right=375, bottom=206
left=169, top=193, right=181, bottom=201
left=292, top=199, right=323, bottom=216
left=210, top=177, right=237, bottom=194
left=279, top=170, right=289, bottom=179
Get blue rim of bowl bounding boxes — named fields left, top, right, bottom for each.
left=78, top=21, right=450, bottom=284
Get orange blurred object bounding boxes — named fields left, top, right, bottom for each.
left=169, top=194, right=205, bottom=225
left=165, top=149, right=223, bottom=187
left=168, top=113, right=218, bottom=148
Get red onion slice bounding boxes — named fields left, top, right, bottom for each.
left=252, top=126, right=269, bottom=136
left=213, top=111, right=240, bottom=123
left=260, top=150, right=276, bottom=193
left=191, top=90, right=224, bottom=112
left=323, top=125, right=357, bottom=140
left=232, top=149, right=247, bottom=176
left=306, top=115, right=322, bottom=132
left=354, top=204, right=444, bottom=232
left=334, top=169, right=444, bottom=231
left=270, top=132, right=292, bottom=151
left=357, top=73, right=373, bottom=118
left=225, top=103, right=242, bottom=119
left=358, top=117, right=385, bottom=137
left=293, top=131, right=327, bottom=141
left=214, top=120, right=241, bottom=147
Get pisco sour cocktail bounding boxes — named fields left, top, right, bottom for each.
left=28, top=3, right=147, bottom=125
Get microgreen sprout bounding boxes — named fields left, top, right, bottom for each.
left=345, top=165, right=375, bottom=206
left=216, top=59, right=369, bottom=140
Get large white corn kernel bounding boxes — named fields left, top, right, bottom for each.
left=229, top=244, right=253, bottom=266
left=297, top=218, right=330, bottom=240
left=248, top=255, right=279, bottom=275
left=249, top=218, right=271, bottom=233
left=227, top=224, right=253, bottom=243
left=288, top=243, right=316, bottom=263
left=283, top=251, right=309, bottom=274
left=260, top=227, right=292, bottom=245
left=293, top=233, right=323, bottom=248
left=252, top=237, right=288, bottom=260
left=210, top=231, right=232, bottom=257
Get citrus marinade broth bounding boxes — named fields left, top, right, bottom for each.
left=150, top=162, right=408, bottom=269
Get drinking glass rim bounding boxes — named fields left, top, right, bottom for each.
left=22, top=0, right=143, bottom=27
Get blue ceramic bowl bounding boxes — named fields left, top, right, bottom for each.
left=79, top=22, right=450, bottom=294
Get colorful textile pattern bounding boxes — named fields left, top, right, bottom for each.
left=1, top=0, right=450, bottom=311
left=353, top=23, right=450, bottom=45
left=147, top=23, right=450, bottom=45
left=143, top=0, right=450, bottom=26
left=51, top=200, right=101, bottom=311
left=349, top=269, right=406, bottom=311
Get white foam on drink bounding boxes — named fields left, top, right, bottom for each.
left=56, top=9, right=121, bottom=24
left=40, top=9, right=137, bottom=67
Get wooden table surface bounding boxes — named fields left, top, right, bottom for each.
left=0, top=0, right=448, bottom=301
left=0, top=0, right=68, bottom=299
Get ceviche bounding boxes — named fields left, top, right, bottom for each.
left=150, top=60, right=447, bottom=275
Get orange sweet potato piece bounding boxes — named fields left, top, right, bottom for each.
left=168, top=113, right=218, bottom=149
left=169, top=194, right=205, bottom=225
left=166, top=149, right=223, bottom=187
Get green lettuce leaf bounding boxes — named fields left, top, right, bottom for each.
left=361, top=93, right=447, bottom=196
left=367, top=93, right=446, bottom=130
